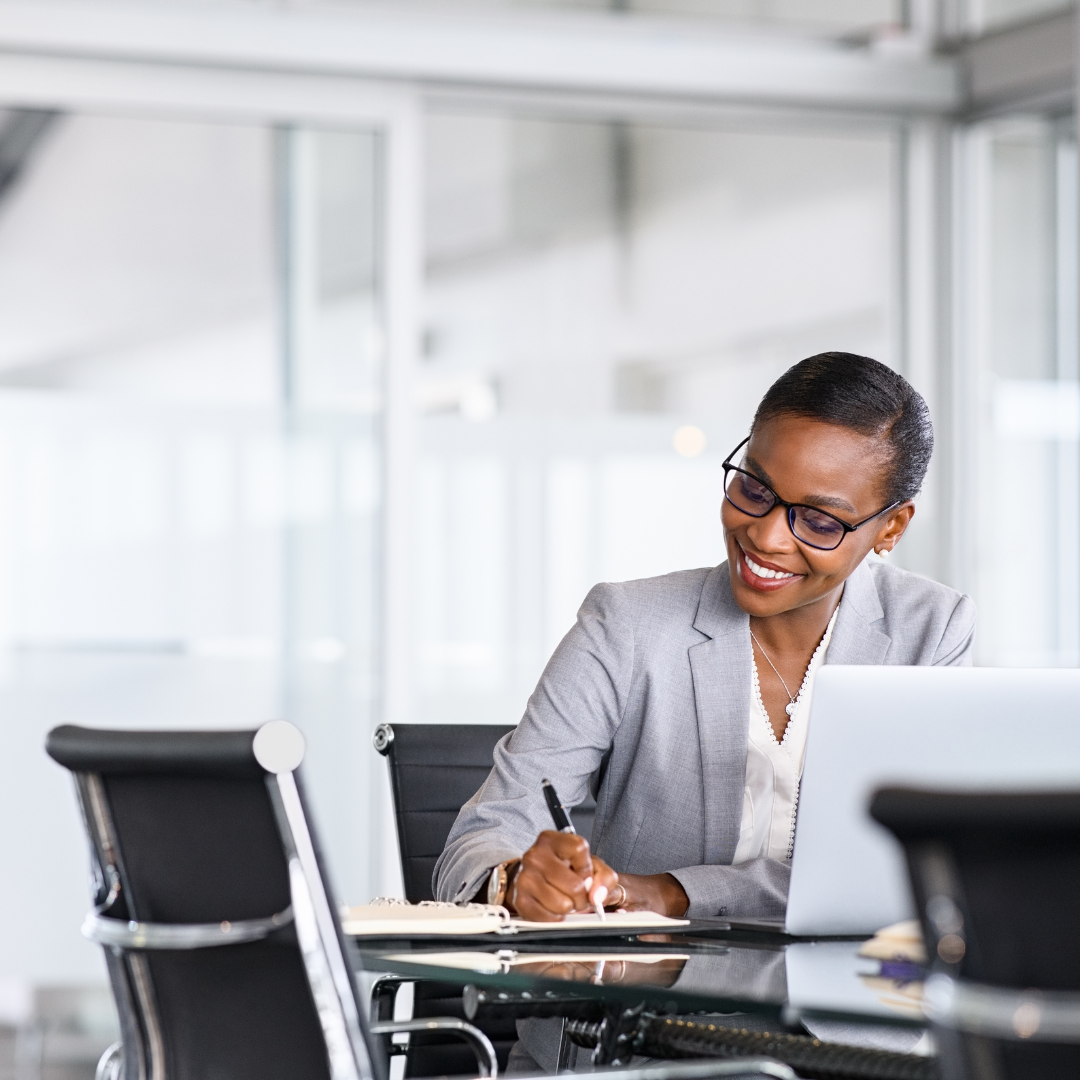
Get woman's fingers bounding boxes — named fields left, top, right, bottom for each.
left=511, top=830, right=601, bottom=921
left=604, top=871, right=690, bottom=917
left=588, top=856, right=620, bottom=908
left=545, top=830, right=594, bottom=875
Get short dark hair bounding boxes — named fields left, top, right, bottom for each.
left=751, top=352, right=933, bottom=503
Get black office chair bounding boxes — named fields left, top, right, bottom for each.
left=372, top=723, right=596, bottom=1077
left=46, top=722, right=497, bottom=1080
left=871, top=787, right=1080, bottom=1080
left=373, top=723, right=595, bottom=905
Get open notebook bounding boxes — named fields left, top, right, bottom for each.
left=341, top=900, right=689, bottom=937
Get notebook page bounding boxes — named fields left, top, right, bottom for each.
left=342, top=901, right=690, bottom=936
left=509, top=911, right=689, bottom=932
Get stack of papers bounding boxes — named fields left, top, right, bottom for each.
left=857, top=920, right=926, bottom=964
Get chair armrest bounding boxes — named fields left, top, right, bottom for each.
left=370, top=1017, right=498, bottom=1078
left=368, top=973, right=410, bottom=1023
left=82, top=908, right=292, bottom=950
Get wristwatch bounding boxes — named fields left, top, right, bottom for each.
left=486, top=860, right=518, bottom=907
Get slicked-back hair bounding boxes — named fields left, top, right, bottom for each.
left=751, top=352, right=933, bottom=504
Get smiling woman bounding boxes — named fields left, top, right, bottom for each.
left=724, top=354, right=933, bottom=745
left=434, top=352, right=974, bottom=946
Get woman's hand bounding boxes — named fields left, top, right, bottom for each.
left=509, top=830, right=619, bottom=921
left=609, top=872, right=690, bottom=918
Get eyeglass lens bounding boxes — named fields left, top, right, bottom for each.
left=723, top=467, right=847, bottom=550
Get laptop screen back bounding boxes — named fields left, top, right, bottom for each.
left=787, top=666, right=1080, bottom=936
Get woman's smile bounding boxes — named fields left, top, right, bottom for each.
left=737, top=544, right=804, bottom=592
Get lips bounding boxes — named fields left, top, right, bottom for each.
left=738, top=546, right=803, bottom=592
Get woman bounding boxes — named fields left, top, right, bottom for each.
left=434, top=352, right=974, bottom=925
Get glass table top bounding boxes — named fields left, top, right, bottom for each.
left=351, top=928, right=926, bottom=1031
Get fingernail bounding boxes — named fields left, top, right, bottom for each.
left=583, top=877, right=593, bottom=891
left=592, top=885, right=608, bottom=907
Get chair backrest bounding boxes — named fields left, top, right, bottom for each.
left=871, top=787, right=1080, bottom=988
left=47, top=722, right=385, bottom=1080
left=374, top=724, right=596, bottom=903
left=872, top=787, right=1080, bottom=1079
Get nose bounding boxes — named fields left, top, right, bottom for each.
left=746, top=504, right=795, bottom=553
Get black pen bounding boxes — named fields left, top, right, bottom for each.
left=541, top=779, right=605, bottom=921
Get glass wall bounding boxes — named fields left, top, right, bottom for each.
left=969, top=0, right=1072, bottom=31
left=279, top=126, right=391, bottom=908
left=964, top=115, right=1079, bottom=666
left=0, top=114, right=387, bottom=993
left=395, top=0, right=903, bottom=33
left=417, top=112, right=897, bottom=725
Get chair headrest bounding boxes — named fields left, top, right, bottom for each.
left=46, top=724, right=268, bottom=778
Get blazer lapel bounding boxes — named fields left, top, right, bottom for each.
left=825, top=558, right=891, bottom=665
left=687, top=558, right=891, bottom=867
left=689, top=564, right=751, bottom=865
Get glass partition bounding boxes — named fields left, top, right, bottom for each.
left=414, top=0, right=902, bottom=33
left=964, top=115, right=1079, bottom=666
left=0, top=113, right=389, bottom=989
left=418, top=113, right=897, bottom=724
left=969, top=0, right=1072, bottom=31
left=279, top=127, right=389, bottom=904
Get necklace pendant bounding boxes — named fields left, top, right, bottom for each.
left=785, top=701, right=797, bottom=717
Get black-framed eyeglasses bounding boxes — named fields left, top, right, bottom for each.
left=722, top=436, right=901, bottom=552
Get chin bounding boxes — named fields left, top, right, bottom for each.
left=733, top=582, right=801, bottom=616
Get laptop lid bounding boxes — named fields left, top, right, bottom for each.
left=784, top=666, right=1080, bottom=937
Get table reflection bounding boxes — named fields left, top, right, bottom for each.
left=511, top=955, right=688, bottom=988
left=364, top=934, right=927, bottom=1029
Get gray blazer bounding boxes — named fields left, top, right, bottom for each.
left=434, top=557, right=975, bottom=918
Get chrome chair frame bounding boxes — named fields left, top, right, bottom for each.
left=517, top=1062, right=796, bottom=1080
left=923, top=974, right=1080, bottom=1044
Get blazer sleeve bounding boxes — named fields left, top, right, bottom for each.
left=433, top=581, right=636, bottom=903
left=932, top=594, right=976, bottom=667
left=669, top=859, right=790, bottom=920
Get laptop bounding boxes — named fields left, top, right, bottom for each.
left=726, top=665, right=1080, bottom=938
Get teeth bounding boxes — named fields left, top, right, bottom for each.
left=744, top=553, right=794, bottom=580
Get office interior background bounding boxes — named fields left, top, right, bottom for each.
left=0, top=0, right=1074, bottom=1069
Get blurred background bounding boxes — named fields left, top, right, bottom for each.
left=0, top=0, right=1073, bottom=1073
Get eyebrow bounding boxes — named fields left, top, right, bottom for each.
left=743, top=454, right=857, bottom=515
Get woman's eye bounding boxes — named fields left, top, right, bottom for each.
left=737, top=477, right=771, bottom=504
left=799, top=510, right=843, bottom=536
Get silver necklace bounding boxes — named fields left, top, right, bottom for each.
left=749, top=629, right=800, bottom=718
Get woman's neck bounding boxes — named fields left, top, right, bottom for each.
left=748, top=585, right=843, bottom=656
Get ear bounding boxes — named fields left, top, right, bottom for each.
left=873, top=502, right=915, bottom=556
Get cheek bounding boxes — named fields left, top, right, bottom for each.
left=803, top=549, right=861, bottom=581
left=720, top=501, right=741, bottom=534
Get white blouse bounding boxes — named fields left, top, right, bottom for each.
left=731, top=606, right=839, bottom=865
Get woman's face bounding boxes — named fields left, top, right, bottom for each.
left=722, top=415, right=915, bottom=618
